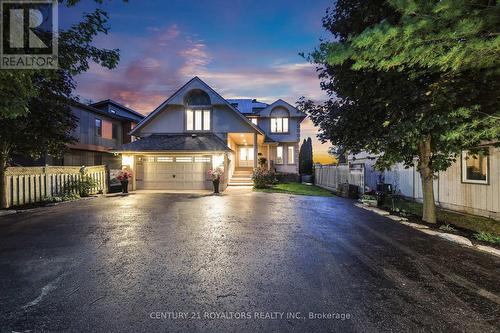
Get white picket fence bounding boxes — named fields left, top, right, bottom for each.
left=314, top=164, right=365, bottom=192
left=3, top=165, right=107, bottom=208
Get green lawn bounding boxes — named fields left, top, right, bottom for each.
left=383, top=197, right=500, bottom=236
left=254, top=183, right=334, bottom=197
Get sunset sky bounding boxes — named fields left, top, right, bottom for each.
left=62, top=0, right=335, bottom=164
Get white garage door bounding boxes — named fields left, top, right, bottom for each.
left=137, top=155, right=211, bottom=190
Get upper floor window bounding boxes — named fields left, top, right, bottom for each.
left=271, top=117, right=288, bottom=133
left=249, top=117, right=258, bottom=125
left=95, top=118, right=102, bottom=136
left=462, top=150, right=489, bottom=184
left=186, top=109, right=211, bottom=131
left=270, top=107, right=289, bottom=133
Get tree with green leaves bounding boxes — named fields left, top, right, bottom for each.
left=0, top=71, right=38, bottom=119
left=326, top=0, right=500, bottom=73
left=301, top=0, right=499, bottom=223
left=299, top=137, right=314, bottom=175
left=0, top=1, right=122, bottom=207
left=299, top=139, right=306, bottom=174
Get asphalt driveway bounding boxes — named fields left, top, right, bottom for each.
left=0, top=190, right=499, bottom=332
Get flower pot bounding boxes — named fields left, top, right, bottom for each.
left=212, top=179, right=220, bottom=193
left=121, top=180, right=129, bottom=193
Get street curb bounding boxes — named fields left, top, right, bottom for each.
left=0, top=210, right=18, bottom=217
left=0, top=196, right=99, bottom=217
left=436, top=233, right=473, bottom=247
left=475, top=245, right=500, bottom=257
left=387, top=215, right=408, bottom=221
left=400, top=221, right=429, bottom=229
left=353, top=202, right=499, bottom=257
left=354, top=203, right=389, bottom=215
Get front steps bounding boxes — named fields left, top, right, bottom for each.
left=229, top=169, right=253, bottom=186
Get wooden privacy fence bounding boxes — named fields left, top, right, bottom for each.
left=314, top=164, right=365, bottom=192
left=3, top=165, right=107, bottom=208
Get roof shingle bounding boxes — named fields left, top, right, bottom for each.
left=113, top=134, right=232, bottom=152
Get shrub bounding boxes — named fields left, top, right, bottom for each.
left=43, top=193, right=80, bottom=203
left=258, top=157, right=267, bottom=168
left=252, top=168, right=276, bottom=189
left=61, top=175, right=98, bottom=197
left=275, top=172, right=300, bottom=183
left=473, top=232, right=500, bottom=245
left=361, top=194, right=376, bottom=201
left=439, top=224, right=457, bottom=232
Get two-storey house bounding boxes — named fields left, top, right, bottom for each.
left=115, top=76, right=306, bottom=191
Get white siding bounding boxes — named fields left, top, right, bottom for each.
left=360, top=146, right=500, bottom=219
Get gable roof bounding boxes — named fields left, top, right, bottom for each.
left=91, top=99, right=145, bottom=119
left=259, top=99, right=306, bottom=118
left=113, top=133, right=232, bottom=153
left=131, top=77, right=264, bottom=136
left=72, top=101, right=139, bottom=122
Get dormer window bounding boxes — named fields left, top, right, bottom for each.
left=270, top=107, right=289, bottom=133
left=185, top=89, right=211, bottom=131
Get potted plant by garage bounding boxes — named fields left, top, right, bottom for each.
left=116, top=167, right=133, bottom=193
left=208, top=167, right=224, bottom=193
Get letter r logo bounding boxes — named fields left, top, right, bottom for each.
left=9, top=8, right=48, bottom=49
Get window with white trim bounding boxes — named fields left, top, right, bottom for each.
left=194, top=156, right=211, bottom=163
left=176, top=156, right=193, bottom=163
left=462, top=150, right=489, bottom=184
left=157, top=156, right=173, bottom=162
left=250, top=117, right=258, bottom=125
left=276, top=146, right=284, bottom=164
left=287, top=146, right=295, bottom=164
left=186, top=109, right=210, bottom=131
left=270, top=117, right=289, bottom=133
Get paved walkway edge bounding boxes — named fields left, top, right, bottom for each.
left=353, top=203, right=500, bottom=258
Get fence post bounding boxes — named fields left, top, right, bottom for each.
left=1, top=169, right=7, bottom=209
left=104, top=165, right=109, bottom=194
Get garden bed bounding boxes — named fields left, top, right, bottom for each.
left=380, top=197, right=500, bottom=248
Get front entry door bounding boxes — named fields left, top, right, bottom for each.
left=238, top=146, right=254, bottom=167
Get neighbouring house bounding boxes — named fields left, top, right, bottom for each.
left=12, top=100, right=144, bottom=169
left=114, top=76, right=306, bottom=191
left=350, top=144, right=500, bottom=220
left=64, top=100, right=144, bottom=168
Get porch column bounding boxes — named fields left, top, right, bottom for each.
left=253, top=132, right=258, bottom=169
left=266, top=145, right=270, bottom=170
